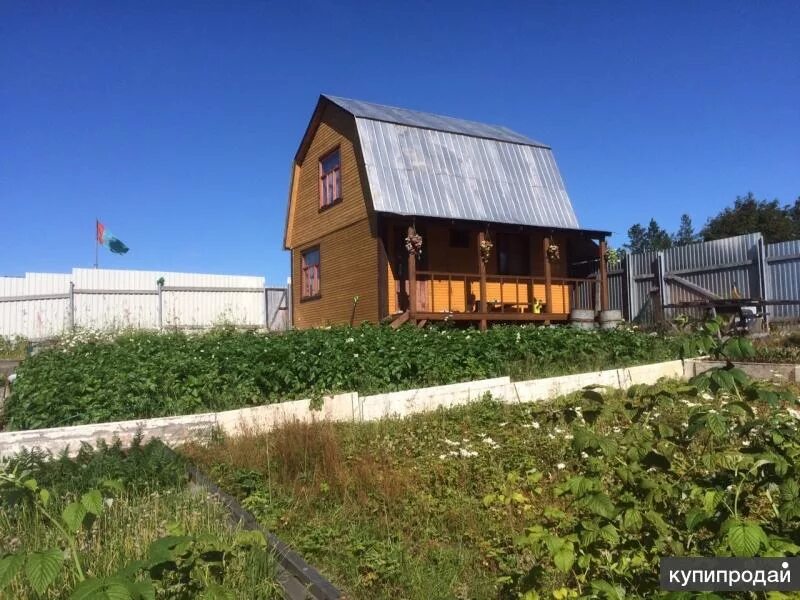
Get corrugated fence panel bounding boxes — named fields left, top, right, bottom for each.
left=0, top=273, right=71, bottom=339
left=627, top=249, right=658, bottom=324
left=767, top=240, right=800, bottom=321
left=1, top=268, right=288, bottom=339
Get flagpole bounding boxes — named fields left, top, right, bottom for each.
left=95, top=218, right=99, bottom=269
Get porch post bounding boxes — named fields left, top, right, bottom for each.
left=407, top=225, right=417, bottom=324
left=478, top=230, right=487, bottom=331
left=599, top=237, right=609, bottom=311
left=542, top=235, right=553, bottom=317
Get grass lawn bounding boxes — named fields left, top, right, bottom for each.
left=0, top=439, right=280, bottom=599
left=182, top=379, right=800, bottom=600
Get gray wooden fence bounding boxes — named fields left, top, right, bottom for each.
left=604, top=232, right=800, bottom=325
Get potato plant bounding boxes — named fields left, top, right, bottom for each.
left=4, top=324, right=688, bottom=430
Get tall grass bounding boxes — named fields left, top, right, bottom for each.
left=0, top=487, right=280, bottom=599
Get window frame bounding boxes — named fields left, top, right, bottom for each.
left=496, top=233, right=531, bottom=276
left=318, top=147, right=342, bottom=211
left=300, top=246, right=321, bottom=301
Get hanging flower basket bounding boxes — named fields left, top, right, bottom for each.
left=405, top=231, right=423, bottom=258
left=479, top=239, right=493, bottom=264
left=605, top=247, right=621, bottom=267
left=546, top=243, right=560, bottom=263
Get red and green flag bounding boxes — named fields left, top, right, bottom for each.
left=96, top=220, right=129, bottom=254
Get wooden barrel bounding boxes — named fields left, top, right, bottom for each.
left=599, top=309, right=623, bottom=330
left=570, top=309, right=596, bottom=330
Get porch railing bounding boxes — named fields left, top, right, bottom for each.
left=414, top=271, right=598, bottom=315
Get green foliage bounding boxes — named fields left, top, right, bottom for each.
left=701, top=192, right=800, bottom=244
left=183, top=379, right=800, bottom=599
left=0, top=336, right=28, bottom=360
left=625, top=219, right=673, bottom=253
left=5, top=325, right=687, bottom=430
left=512, top=381, right=800, bottom=598
left=0, top=449, right=277, bottom=599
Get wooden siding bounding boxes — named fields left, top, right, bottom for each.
left=289, top=104, right=370, bottom=248
left=292, top=219, right=378, bottom=328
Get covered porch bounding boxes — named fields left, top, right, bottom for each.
left=381, top=217, right=611, bottom=330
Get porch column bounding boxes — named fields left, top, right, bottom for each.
left=542, top=235, right=553, bottom=317
left=408, top=225, right=417, bottom=324
left=478, top=231, right=488, bottom=332
left=599, top=237, right=609, bottom=311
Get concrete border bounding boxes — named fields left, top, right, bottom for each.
left=683, top=358, right=800, bottom=383
left=0, top=360, right=689, bottom=459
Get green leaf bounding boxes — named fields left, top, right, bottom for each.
left=727, top=520, right=765, bottom=557
left=62, top=501, right=88, bottom=533
left=70, top=577, right=135, bottom=600
left=0, top=554, right=24, bottom=590
left=38, top=488, right=51, bottom=506
left=685, top=508, right=709, bottom=531
left=621, top=508, right=643, bottom=532
left=553, top=547, right=575, bottom=573
left=706, top=412, right=728, bottom=438
left=81, top=490, right=104, bottom=515
left=578, top=493, right=617, bottom=519
left=25, top=549, right=63, bottom=595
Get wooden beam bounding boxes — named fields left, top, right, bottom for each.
left=599, top=238, right=609, bottom=311
left=408, top=225, right=417, bottom=325
left=414, top=311, right=570, bottom=322
left=478, top=231, right=488, bottom=331
left=543, top=235, right=553, bottom=316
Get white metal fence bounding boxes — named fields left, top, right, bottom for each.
left=0, top=268, right=290, bottom=340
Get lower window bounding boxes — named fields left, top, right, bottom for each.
left=301, top=247, right=320, bottom=299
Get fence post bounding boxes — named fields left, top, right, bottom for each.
left=286, top=276, right=293, bottom=329
left=157, top=281, right=163, bottom=330
left=264, top=287, right=270, bottom=331
left=68, top=281, right=75, bottom=331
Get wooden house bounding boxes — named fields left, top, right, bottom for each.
left=284, top=95, right=611, bottom=330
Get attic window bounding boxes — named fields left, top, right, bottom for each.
left=319, top=148, right=342, bottom=209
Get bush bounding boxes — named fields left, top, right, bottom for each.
left=5, top=324, right=687, bottom=430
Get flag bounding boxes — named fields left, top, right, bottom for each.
left=96, top=221, right=129, bottom=255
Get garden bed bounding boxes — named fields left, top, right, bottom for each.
left=181, top=380, right=800, bottom=600
left=0, top=438, right=282, bottom=599
left=2, top=324, right=688, bottom=430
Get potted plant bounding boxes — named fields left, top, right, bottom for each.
left=405, top=231, right=423, bottom=258
left=605, top=247, right=621, bottom=267
left=546, top=243, right=560, bottom=263
left=479, top=238, right=493, bottom=264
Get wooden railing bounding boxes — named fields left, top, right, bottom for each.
left=414, top=271, right=598, bottom=315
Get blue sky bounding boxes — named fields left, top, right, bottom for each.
left=2, top=1, right=798, bottom=284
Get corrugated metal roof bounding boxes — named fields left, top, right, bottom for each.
left=351, top=117, right=580, bottom=229
left=324, top=95, right=548, bottom=147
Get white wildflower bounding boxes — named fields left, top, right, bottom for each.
left=531, top=421, right=541, bottom=429
left=345, top=337, right=355, bottom=343
left=564, top=433, right=574, bottom=440
left=459, top=448, right=478, bottom=458
left=444, top=438, right=460, bottom=446
left=580, top=452, right=589, bottom=459
left=556, top=463, right=566, bottom=470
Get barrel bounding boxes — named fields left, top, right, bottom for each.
left=599, top=309, right=623, bottom=330
left=570, top=308, right=596, bottom=330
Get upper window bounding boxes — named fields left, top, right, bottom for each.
left=301, top=247, right=321, bottom=299
left=319, top=148, right=342, bottom=209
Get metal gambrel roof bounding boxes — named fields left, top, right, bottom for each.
left=324, top=95, right=581, bottom=230
left=324, top=94, right=548, bottom=147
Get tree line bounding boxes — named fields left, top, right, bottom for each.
left=625, top=192, right=800, bottom=253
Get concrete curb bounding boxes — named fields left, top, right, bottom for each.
left=0, top=360, right=687, bottom=459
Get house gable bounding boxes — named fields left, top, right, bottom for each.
left=284, top=99, right=372, bottom=250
